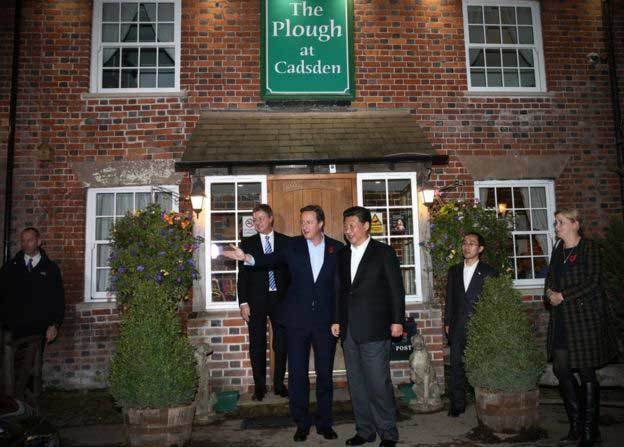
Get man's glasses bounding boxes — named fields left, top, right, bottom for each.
left=461, top=242, right=480, bottom=247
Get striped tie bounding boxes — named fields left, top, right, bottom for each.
left=265, top=235, right=277, bottom=291
left=27, top=258, right=33, bottom=272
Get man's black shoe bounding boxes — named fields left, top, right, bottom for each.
left=294, top=428, right=309, bottom=442
left=251, top=388, right=265, bottom=401
left=317, top=428, right=338, bottom=440
left=379, top=441, right=396, bottom=447
left=346, top=434, right=376, bottom=445
left=274, top=384, right=289, bottom=397
left=447, top=407, right=465, bottom=417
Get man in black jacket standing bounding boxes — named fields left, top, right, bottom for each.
left=0, top=227, right=65, bottom=398
left=237, top=204, right=290, bottom=401
left=444, top=232, right=496, bottom=417
left=332, top=206, right=405, bottom=447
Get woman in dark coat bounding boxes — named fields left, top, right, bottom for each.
left=544, top=209, right=614, bottom=447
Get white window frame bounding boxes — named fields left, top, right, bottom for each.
left=204, top=175, right=268, bottom=310
left=462, top=0, right=547, bottom=92
left=84, top=185, right=179, bottom=301
left=90, top=0, right=182, bottom=93
left=474, top=179, right=556, bottom=289
left=357, top=173, right=424, bottom=302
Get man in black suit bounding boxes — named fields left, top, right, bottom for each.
left=332, top=206, right=405, bottom=447
left=444, top=232, right=497, bottom=416
left=237, top=204, right=290, bottom=401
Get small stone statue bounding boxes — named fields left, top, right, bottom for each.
left=408, top=333, right=443, bottom=413
left=194, top=343, right=217, bottom=423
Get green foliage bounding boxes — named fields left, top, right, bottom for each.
left=464, top=275, right=545, bottom=392
left=424, top=200, right=513, bottom=304
left=109, top=280, right=198, bottom=408
left=109, top=203, right=203, bottom=306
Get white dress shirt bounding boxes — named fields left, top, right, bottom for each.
left=306, top=236, right=325, bottom=282
left=350, top=236, right=371, bottom=283
left=24, top=252, right=42, bottom=269
left=463, top=260, right=479, bottom=292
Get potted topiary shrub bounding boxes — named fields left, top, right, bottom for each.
left=108, top=204, right=202, bottom=447
left=464, top=275, right=546, bottom=433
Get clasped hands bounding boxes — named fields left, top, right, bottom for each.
left=547, top=288, right=564, bottom=306
left=331, top=323, right=403, bottom=338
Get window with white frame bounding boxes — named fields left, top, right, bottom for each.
left=357, top=173, right=423, bottom=301
left=90, top=0, right=181, bottom=92
left=462, top=0, right=546, bottom=91
left=475, top=180, right=555, bottom=286
left=84, top=185, right=178, bottom=301
left=206, top=176, right=268, bottom=307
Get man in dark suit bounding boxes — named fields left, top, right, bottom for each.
left=237, top=204, right=290, bottom=401
left=225, top=205, right=343, bottom=442
left=444, top=232, right=496, bottom=417
left=332, top=206, right=405, bottom=447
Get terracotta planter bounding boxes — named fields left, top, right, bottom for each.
left=124, top=404, right=195, bottom=447
left=474, top=387, right=539, bottom=433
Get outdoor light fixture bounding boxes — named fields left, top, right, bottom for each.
left=421, top=188, right=436, bottom=204
left=190, top=176, right=205, bottom=218
left=421, top=179, right=463, bottom=205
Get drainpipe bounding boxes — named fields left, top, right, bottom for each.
left=603, top=0, right=624, bottom=219
left=3, top=0, right=20, bottom=264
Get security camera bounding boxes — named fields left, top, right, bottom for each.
left=587, top=52, right=600, bottom=66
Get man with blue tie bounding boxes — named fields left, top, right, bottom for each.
left=225, top=205, right=343, bottom=442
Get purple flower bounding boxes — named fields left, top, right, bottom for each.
left=160, top=229, right=167, bottom=236
left=154, top=272, right=163, bottom=283
left=176, top=276, right=182, bottom=284
left=158, top=251, right=166, bottom=257
left=191, top=272, right=199, bottom=280
left=118, top=266, right=125, bottom=273
left=177, top=263, right=185, bottom=271
left=187, top=258, right=195, bottom=266
left=136, top=265, right=145, bottom=272
left=111, top=275, right=118, bottom=282
left=130, top=249, right=137, bottom=257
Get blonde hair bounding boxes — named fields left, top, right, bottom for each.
left=555, top=208, right=583, bottom=235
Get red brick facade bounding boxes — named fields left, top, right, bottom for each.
left=0, top=0, right=622, bottom=391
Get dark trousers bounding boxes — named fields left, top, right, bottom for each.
left=247, top=291, right=287, bottom=391
left=13, top=336, right=43, bottom=399
left=286, top=325, right=336, bottom=432
left=343, top=331, right=398, bottom=442
left=449, top=335, right=468, bottom=411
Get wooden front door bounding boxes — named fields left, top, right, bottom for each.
left=268, top=174, right=356, bottom=375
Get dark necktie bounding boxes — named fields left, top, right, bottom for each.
left=264, top=236, right=277, bottom=291
left=27, top=258, right=33, bottom=272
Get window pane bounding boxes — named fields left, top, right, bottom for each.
left=211, top=183, right=235, bottom=210
left=401, top=268, right=416, bottom=295
left=139, top=2, right=156, bottom=21
left=520, top=70, right=536, bottom=87
left=486, top=26, right=501, bottom=44
left=497, top=187, right=512, bottom=208
left=141, top=48, right=157, bottom=66
left=391, top=238, right=414, bottom=265
left=97, top=244, right=111, bottom=267
left=469, top=49, right=484, bottom=67
left=211, top=274, right=237, bottom=302
left=121, top=69, right=138, bottom=88
left=211, top=243, right=237, bottom=271
left=121, top=2, right=138, bottom=21
left=518, top=26, right=534, bottom=44
left=531, top=187, right=547, bottom=207
left=502, top=49, right=517, bottom=67
left=158, top=69, right=175, bottom=88
left=154, top=191, right=173, bottom=212
left=500, top=7, right=516, bottom=24
left=516, top=257, right=532, bottom=279
left=502, top=26, right=517, bottom=44
left=514, top=234, right=530, bottom=257
left=519, top=49, right=534, bottom=67
left=514, top=210, right=529, bottom=230
left=122, top=48, right=138, bottom=67
left=158, top=2, right=175, bottom=21
left=102, top=24, right=119, bottom=42
left=467, top=6, right=483, bottom=24
left=362, top=180, right=386, bottom=207
left=140, top=69, right=157, bottom=87
left=211, top=213, right=236, bottom=240
left=388, top=179, right=412, bottom=206
left=97, top=268, right=111, bottom=292
left=103, top=48, right=120, bottom=67
left=504, top=69, right=519, bottom=87
left=534, top=257, right=549, bottom=279
left=237, top=183, right=261, bottom=209
left=158, top=48, right=175, bottom=67
left=484, top=6, right=500, bottom=24
left=96, top=193, right=114, bottom=215
left=121, top=23, right=138, bottom=42
left=531, top=210, right=548, bottom=231
left=479, top=187, right=495, bottom=208
left=136, top=192, right=151, bottom=210
left=369, top=209, right=387, bottom=237
left=532, top=234, right=548, bottom=256
left=96, top=217, right=113, bottom=240
left=390, top=210, right=412, bottom=236
left=469, top=25, right=485, bottom=43
left=158, top=23, right=174, bottom=42
left=517, top=7, right=532, bottom=25
left=470, top=69, right=486, bottom=87
left=116, top=193, right=133, bottom=216
left=102, top=70, right=119, bottom=88
left=139, top=23, right=156, bottom=42
left=513, top=187, right=529, bottom=208
left=102, top=3, right=119, bottom=21
left=486, top=49, right=501, bottom=67
left=486, top=69, right=502, bottom=87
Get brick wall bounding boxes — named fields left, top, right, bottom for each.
left=0, top=0, right=619, bottom=390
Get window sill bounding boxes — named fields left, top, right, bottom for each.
left=464, top=91, right=557, bottom=98
left=76, top=301, right=117, bottom=312
left=82, top=90, right=188, bottom=100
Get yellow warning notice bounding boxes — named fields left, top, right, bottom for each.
left=370, top=212, right=385, bottom=236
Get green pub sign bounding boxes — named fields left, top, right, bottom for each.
left=261, top=0, right=354, bottom=100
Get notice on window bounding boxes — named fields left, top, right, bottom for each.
left=242, top=215, right=257, bottom=237
left=370, top=211, right=385, bottom=236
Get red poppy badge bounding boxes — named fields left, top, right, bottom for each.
left=327, top=245, right=335, bottom=254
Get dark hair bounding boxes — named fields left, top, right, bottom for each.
left=252, top=203, right=273, bottom=218
left=300, top=204, right=325, bottom=224
left=464, top=232, right=485, bottom=248
left=21, top=227, right=40, bottom=238
left=343, top=206, right=371, bottom=225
